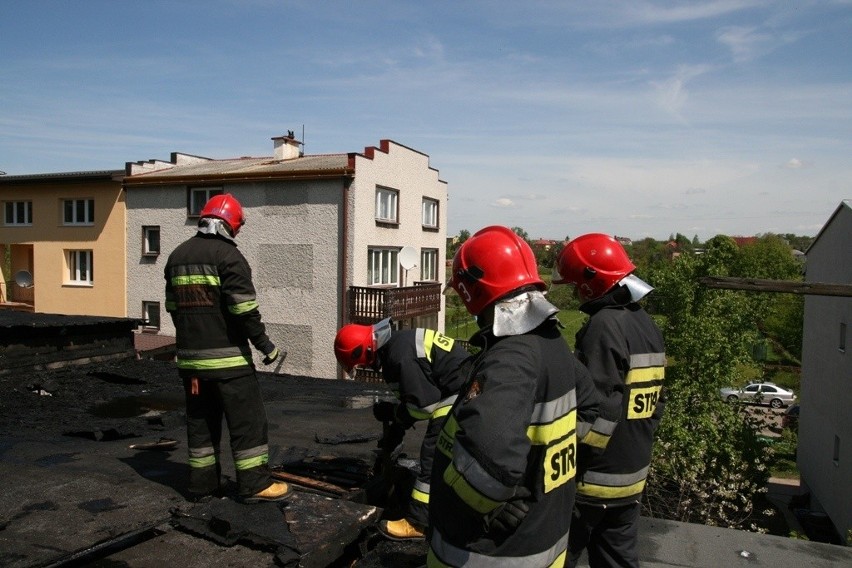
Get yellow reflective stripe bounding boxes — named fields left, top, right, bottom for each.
left=442, top=462, right=501, bottom=514
left=625, top=366, right=664, bottom=384
left=527, top=409, right=576, bottom=445
left=171, top=274, right=220, bottom=286
left=228, top=299, right=259, bottom=315
left=577, top=478, right=646, bottom=499
left=408, top=407, right=432, bottom=421
left=235, top=454, right=268, bottom=471
left=582, top=430, right=611, bottom=449
left=177, top=354, right=252, bottom=370
left=411, top=487, right=429, bottom=504
left=432, top=405, right=452, bottom=419
left=548, top=550, right=568, bottom=568
left=627, top=385, right=662, bottom=419
left=436, top=416, right=459, bottom=459
left=189, top=455, right=217, bottom=468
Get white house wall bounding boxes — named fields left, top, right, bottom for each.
left=126, top=179, right=345, bottom=379
left=798, top=201, right=852, bottom=539
left=348, top=141, right=449, bottom=331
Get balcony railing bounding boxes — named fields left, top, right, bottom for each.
left=347, top=282, right=442, bottom=325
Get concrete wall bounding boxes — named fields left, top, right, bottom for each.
left=798, top=201, right=852, bottom=540
left=349, top=141, right=449, bottom=329
left=126, top=179, right=343, bottom=379
left=0, top=180, right=126, bottom=317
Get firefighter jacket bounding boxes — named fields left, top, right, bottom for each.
left=574, top=286, right=666, bottom=507
left=164, top=232, right=275, bottom=380
left=380, top=328, right=470, bottom=426
left=428, top=316, right=605, bottom=567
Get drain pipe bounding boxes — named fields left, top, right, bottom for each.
left=339, top=175, right=353, bottom=379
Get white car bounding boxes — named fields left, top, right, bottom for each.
left=719, top=382, right=796, bottom=409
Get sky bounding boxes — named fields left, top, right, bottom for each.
left=1, top=1, right=851, bottom=242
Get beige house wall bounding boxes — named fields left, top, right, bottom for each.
left=0, top=179, right=126, bottom=317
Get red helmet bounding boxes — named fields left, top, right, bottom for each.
left=447, top=225, right=545, bottom=316
left=333, top=323, right=376, bottom=372
left=553, top=233, right=635, bottom=304
left=200, top=193, right=245, bottom=236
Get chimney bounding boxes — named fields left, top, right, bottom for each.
left=272, top=132, right=302, bottom=160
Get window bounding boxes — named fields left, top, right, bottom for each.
left=143, top=226, right=161, bottom=256
left=422, top=198, right=438, bottom=229
left=368, top=247, right=399, bottom=285
left=189, top=188, right=223, bottom=216
left=142, top=301, right=161, bottom=330
left=4, top=201, right=32, bottom=226
left=63, top=199, right=94, bottom=225
left=375, top=187, right=398, bottom=223
left=841, top=322, right=847, bottom=353
left=67, top=250, right=93, bottom=284
left=420, top=248, right=438, bottom=281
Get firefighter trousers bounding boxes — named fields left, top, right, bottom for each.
left=183, top=373, right=272, bottom=498
left=566, top=501, right=641, bottom=568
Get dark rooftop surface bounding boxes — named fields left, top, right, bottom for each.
left=0, top=356, right=850, bottom=567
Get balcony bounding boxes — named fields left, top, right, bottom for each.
left=347, top=282, right=442, bottom=325
left=1, top=280, right=35, bottom=312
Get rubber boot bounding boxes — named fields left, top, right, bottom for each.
left=378, top=518, right=425, bottom=541
left=242, top=481, right=292, bottom=503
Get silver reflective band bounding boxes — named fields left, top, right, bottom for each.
left=431, top=527, right=569, bottom=567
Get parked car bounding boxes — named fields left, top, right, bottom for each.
left=719, top=382, right=796, bottom=409
left=782, top=403, right=800, bottom=430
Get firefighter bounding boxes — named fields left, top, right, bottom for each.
left=430, top=225, right=610, bottom=567
left=165, top=193, right=290, bottom=503
left=552, top=233, right=666, bottom=568
left=334, top=319, right=470, bottom=540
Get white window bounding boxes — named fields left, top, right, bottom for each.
left=368, top=247, right=399, bottom=285
left=143, top=226, right=161, bottom=256
left=422, top=198, right=438, bottom=228
left=4, top=201, right=32, bottom=226
left=67, top=250, right=93, bottom=284
left=420, top=248, right=438, bottom=281
left=375, top=187, right=398, bottom=223
left=189, top=188, right=223, bottom=216
left=142, top=301, right=161, bottom=329
left=63, top=199, right=94, bottom=225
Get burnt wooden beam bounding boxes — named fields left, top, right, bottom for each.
left=699, top=277, right=852, bottom=297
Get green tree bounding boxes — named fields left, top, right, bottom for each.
left=511, top=226, right=529, bottom=242
left=644, top=241, right=773, bottom=529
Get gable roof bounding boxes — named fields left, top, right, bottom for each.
left=805, top=199, right=852, bottom=254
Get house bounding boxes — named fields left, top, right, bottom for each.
left=0, top=170, right=127, bottom=316
left=123, top=136, right=447, bottom=380
left=798, top=199, right=852, bottom=540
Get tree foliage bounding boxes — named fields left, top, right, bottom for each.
left=644, top=238, right=774, bottom=529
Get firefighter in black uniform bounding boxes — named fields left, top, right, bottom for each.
left=431, top=225, right=613, bottom=567
left=553, top=233, right=666, bottom=568
left=165, top=193, right=289, bottom=503
left=334, top=319, right=470, bottom=540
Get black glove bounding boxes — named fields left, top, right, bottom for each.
left=484, top=487, right=531, bottom=536
left=262, top=347, right=284, bottom=365
left=372, top=401, right=397, bottom=423
left=377, top=422, right=406, bottom=453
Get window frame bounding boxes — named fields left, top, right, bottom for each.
left=142, top=301, right=161, bottom=330
left=4, top=201, right=33, bottom=226
left=62, top=198, right=95, bottom=226
left=188, top=187, right=224, bottom=217
left=420, top=248, right=439, bottom=281
left=368, top=247, right=400, bottom=286
left=375, top=186, right=399, bottom=225
left=66, top=249, right=93, bottom=285
left=422, top=198, right=439, bottom=229
left=143, top=225, right=161, bottom=256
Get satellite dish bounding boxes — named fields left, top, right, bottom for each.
left=14, top=270, right=34, bottom=288
left=399, top=246, right=417, bottom=270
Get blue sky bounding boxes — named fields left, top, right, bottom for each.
left=2, top=1, right=850, bottom=241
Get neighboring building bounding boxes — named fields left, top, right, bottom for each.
left=0, top=170, right=127, bottom=316
left=798, top=199, right=852, bottom=540
left=124, top=136, right=447, bottom=380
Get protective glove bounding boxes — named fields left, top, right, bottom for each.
left=372, top=400, right=397, bottom=423
left=483, top=487, right=531, bottom=537
left=377, top=421, right=406, bottom=453
left=262, top=347, right=283, bottom=365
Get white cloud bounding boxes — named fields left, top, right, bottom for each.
left=492, top=198, right=515, bottom=208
